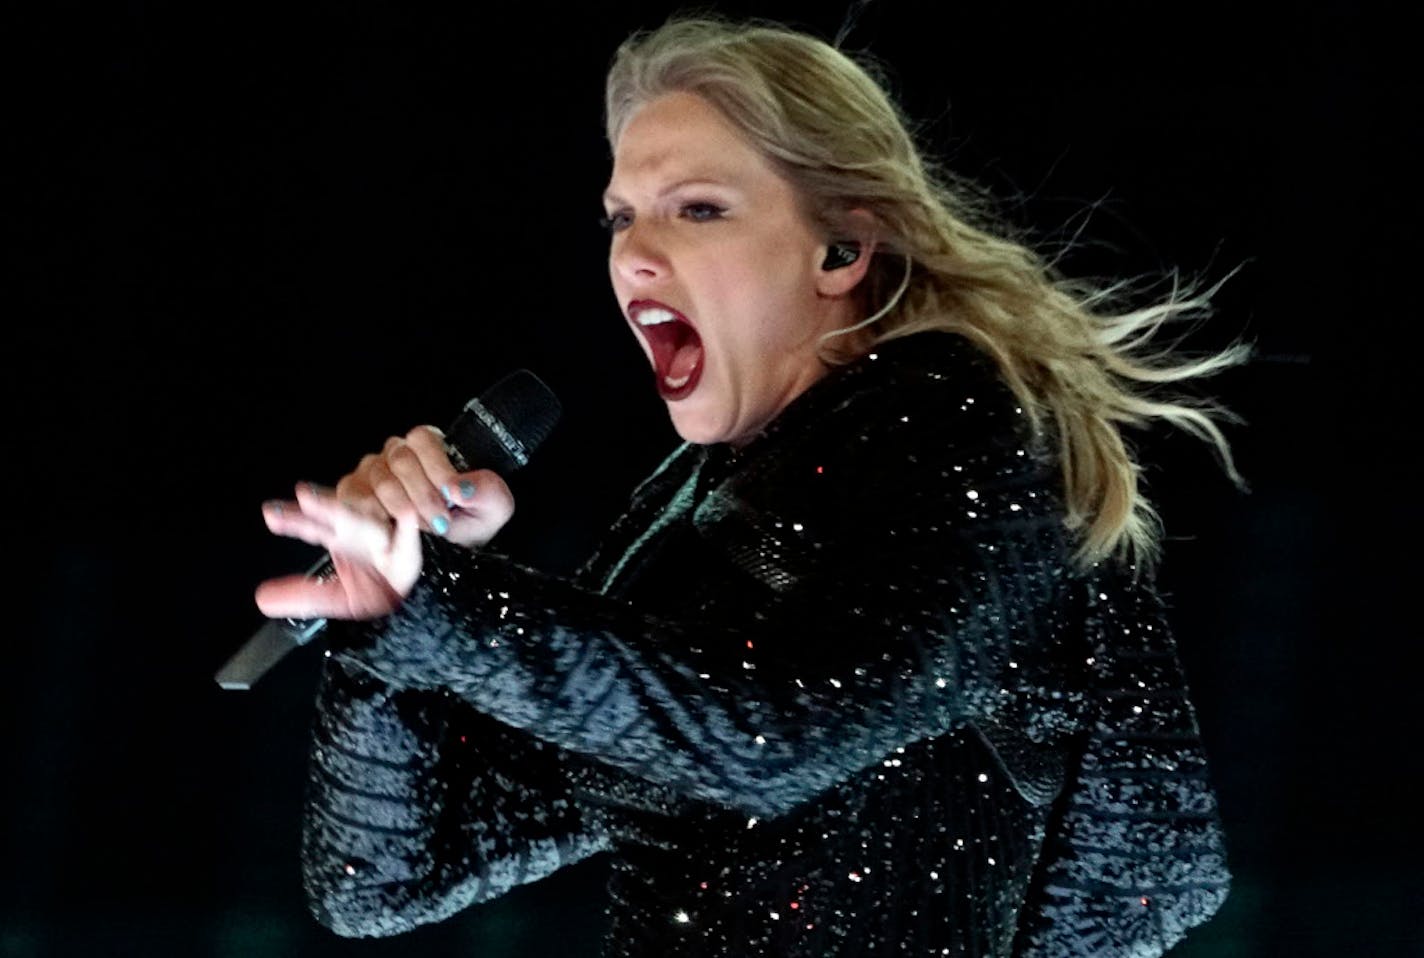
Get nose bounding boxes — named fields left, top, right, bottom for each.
left=609, top=220, right=670, bottom=287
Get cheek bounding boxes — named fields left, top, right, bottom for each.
left=714, top=240, right=808, bottom=312
left=608, top=256, right=624, bottom=296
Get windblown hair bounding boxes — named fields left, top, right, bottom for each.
left=604, top=15, right=1251, bottom=576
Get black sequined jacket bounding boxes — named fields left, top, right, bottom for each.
left=301, top=330, right=1231, bottom=957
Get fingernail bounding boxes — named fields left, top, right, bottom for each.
left=264, top=500, right=285, bottom=515
left=459, top=480, right=476, bottom=500
left=431, top=515, right=450, bottom=536
left=442, top=484, right=455, bottom=506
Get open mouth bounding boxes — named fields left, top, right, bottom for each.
left=633, top=304, right=705, bottom=401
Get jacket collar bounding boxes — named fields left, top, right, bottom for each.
left=699, top=329, right=996, bottom=478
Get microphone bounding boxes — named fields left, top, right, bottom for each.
left=214, top=369, right=561, bottom=691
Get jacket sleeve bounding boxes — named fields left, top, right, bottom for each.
left=332, top=382, right=1088, bottom=821
left=296, top=465, right=689, bottom=939
left=1015, top=560, right=1233, bottom=957
left=300, top=641, right=609, bottom=937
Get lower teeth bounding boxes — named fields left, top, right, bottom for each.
left=663, top=372, right=690, bottom=389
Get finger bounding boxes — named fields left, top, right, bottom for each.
left=433, top=469, right=515, bottom=548
left=335, top=456, right=391, bottom=522
left=262, top=498, right=334, bottom=549
left=383, top=436, right=455, bottom=535
left=455, top=469, right=513, bottom=516
left=254, top=573, right=354, bottom=620
left=450, top=474, right=480, bottom=506
left=381, top=506, right=425, bottom=599
left=362, top=459, right=423, bottom=530
left=295, top=483, right=395, bottom=558
left=293, top=481, right=344, bottom=519
left=330, top=494, right=398, bottom=558
left=403, top=425, right=464, bottom=502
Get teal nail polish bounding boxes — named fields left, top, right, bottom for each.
left=431, top=515, right=449, bottom=536
left=459, top=480, right=476, bottom=500
left=442, top=484, right=454, bottom=504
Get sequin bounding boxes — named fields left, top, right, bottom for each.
left=301, top=330, right=1231, bottom=957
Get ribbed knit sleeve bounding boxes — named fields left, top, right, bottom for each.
left=1014, top=562, right=1232, bottom=958
left=300, top=647, right=608, bottom=937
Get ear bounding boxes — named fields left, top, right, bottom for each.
left=814, top=208, right=879, bottom=299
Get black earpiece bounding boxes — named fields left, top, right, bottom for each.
left=821, top=242, right=861, bottom=271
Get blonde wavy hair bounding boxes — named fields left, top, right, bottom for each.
left=605, top=15, right=1252, bottom=576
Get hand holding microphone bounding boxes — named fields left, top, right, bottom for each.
left=254, top=430, right=517, bottom=621
left=215, top=369, right=561, bottom=690
left=338, top=425, right=517, bottom=549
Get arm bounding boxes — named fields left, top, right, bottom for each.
left=264, top=422, right=582, bottom=934
left=332, top=397, right=1088, bottom=821
left=301, top=645, right=608, bottom=937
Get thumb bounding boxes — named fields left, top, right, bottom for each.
left=450, top=469, right=514, bottom=516
left=442, top=469, right=515, bottom=549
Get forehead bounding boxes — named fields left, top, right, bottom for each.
left=603, top=92, right=770, bottom=201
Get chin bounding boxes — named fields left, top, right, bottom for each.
left=667, top=406, right=730, bottom=446
left=670, top=419, right=723, bottom=446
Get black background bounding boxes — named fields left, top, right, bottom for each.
left=8, top=1, right=1419, bottom=955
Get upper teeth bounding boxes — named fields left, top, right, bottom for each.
left=635, top=308, right=680, bottom=326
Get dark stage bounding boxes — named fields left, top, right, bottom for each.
left=9, top=2, right=1417, bottom=955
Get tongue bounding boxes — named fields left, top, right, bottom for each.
left=650, top=319, right=703, bottom=383
left=668, top=339, right=702, bottom=380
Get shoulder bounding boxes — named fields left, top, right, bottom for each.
left=817, top=331, right=1037, bottom=462
left=717, top=332, right=1050, bottom=514
left=691, top=332, right=1065, bottom=588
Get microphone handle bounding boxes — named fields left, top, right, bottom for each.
left=214, top=557, right=330, bottom=691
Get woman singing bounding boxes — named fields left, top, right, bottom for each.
left=256, top=17, right=1246, bottom=957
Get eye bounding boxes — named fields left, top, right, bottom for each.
left=598, top=209, right=631, bottom=233
left=681, top=202, right=726, bottom=222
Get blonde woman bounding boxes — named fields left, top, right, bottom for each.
left=260, top=16, right=1247, bottom=957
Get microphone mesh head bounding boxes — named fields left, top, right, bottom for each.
left=446, top=369, right=562, bottom=475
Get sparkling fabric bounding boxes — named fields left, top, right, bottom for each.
left=300, top=330, right=1230, bottom=956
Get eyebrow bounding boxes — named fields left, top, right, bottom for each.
left=601, top=176, right=740, bottom=207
